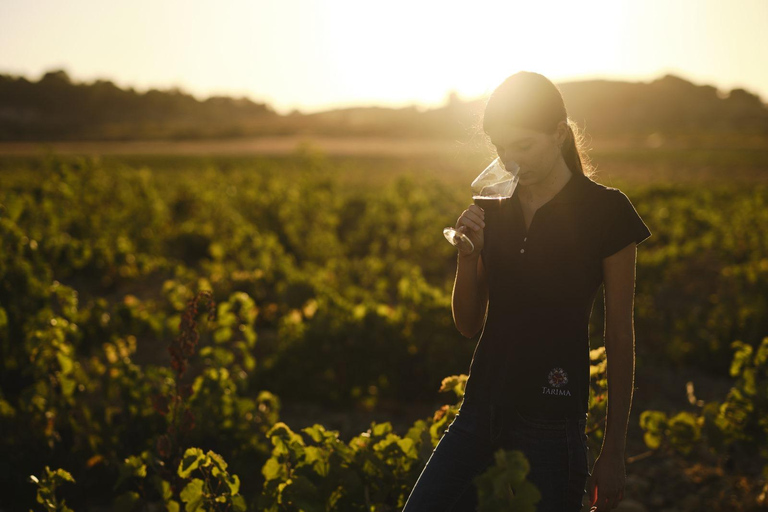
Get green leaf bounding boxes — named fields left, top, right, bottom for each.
left=302, top=424, right=328, bottom=443
left=56, top=352, right=74, bottom=374
left=396, top=437, right=416, bottom=458
left=302, top=446, right=330, bottom=477
left=180, top=479, right=204, bottom=512
left=491, top=472, right=513, bottom=499
left=404, top=420, right=427, bottom=441
left=226, top=474, right=241, bottom=496
left=639, top=410, right=668, bottom=439
left=206, top=450, right=228, bottom=472
left=231, top=495, right=247, bottom=512
left=303, top=445, right=322, bottom=464
left=667, top=411, right=701, bottom=454
left=511, top=481, right=542, bottom=512
left=281, top=477, right=319, bottom=511
left=438, top=374, right=468, bottom=397
left=371, top=422, right=392, bottom=438
left=643, top=430, right=663, bottom=450
left=729, top=340, right=752, bottom=378
left=178, top=448, right=205, bottom=478
left=213, top=326, right=232, bottom=344
left=741, top=367, right=757, bottom=396
left=267, top=422, right=303, bottom=447
left=60, top=377, right=76, bottom=397
left=372, top=433, right=400, bottom=453
left=754, top=337, right=768, bottom=366
left=639, top=410, right=668, bottom=450
left=125, top=455, right=147, bottom=478
left=500, top=450, right=531, bottom=484
left=115, top=455, right=147, bottom=490
left=473, top=449, right=540, bottom=511
left=53, top=468, right=76, bottom=484
left=262, top=458, right=283, bottom=482
left=161, top=479, right=173, bottom=501
left=216, top=303, right=235, bottom=327
left=113, top=491, right=140, bottom=512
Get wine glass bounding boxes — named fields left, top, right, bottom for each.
left=443, top=157, right=520, bottom=254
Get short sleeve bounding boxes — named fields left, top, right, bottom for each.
left=599, top=189, right=652, bottom=258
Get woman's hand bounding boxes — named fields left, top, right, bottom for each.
left=455, top=204, right=485, bottom=256
left=586, top=450, right=626, bottom=511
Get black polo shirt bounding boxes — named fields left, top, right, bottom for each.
left=462, top=172, right=652, bottom=420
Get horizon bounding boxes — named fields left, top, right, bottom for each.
left=2, top=0, right=767, bottom=115
left=4, top=67, right=765, bottom=117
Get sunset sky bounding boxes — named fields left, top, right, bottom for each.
left=1, top=0, right=766, bottom=115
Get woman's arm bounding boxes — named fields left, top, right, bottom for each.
left=588, top=241, right=637, bottom=511
left=601, top=241, right=638, bottom=456
left=451, top=252, right=489, bottom=338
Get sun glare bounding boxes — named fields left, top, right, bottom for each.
left=314, top=0, right=631, bottom=110
left=1, top=0, right=766, bottom=112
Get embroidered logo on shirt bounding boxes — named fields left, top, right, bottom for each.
left=543, top=367, right=571, bottom=396
left=547, top=367, right=568, bottom=387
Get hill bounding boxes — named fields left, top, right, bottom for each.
left=1, top=69, right=766, bottom=145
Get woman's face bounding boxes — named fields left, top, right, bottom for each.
left=488, top=122, right=566, bottom=186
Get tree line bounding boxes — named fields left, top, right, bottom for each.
left=1, top=69, right=767, bottom=143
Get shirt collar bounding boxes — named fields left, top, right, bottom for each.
left=512, top=172, right=591, bottom=208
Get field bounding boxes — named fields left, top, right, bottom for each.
left=1, top=142, right=768, bottom=511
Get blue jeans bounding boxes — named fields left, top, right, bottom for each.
left=401, top=398, right=591, bottom=512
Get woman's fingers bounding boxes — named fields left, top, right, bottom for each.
left=457, top=207, right=486, bottom=232
left=469, top=204, right=485, bottom=217
left=467, top=206, right=485, bottom=224
left=455, top=212, right=484, bottom=253
left=467, top=213, right=485, bottom=229
left=463, top=218, right=483, bottom=232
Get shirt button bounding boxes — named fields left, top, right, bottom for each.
left=524, top=237, right=527, bottom=241
left=520, top=249, right=525, bottom=254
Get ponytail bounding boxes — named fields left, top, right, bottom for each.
left=561, top=119, right=592, bottom=177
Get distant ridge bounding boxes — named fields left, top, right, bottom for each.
left=558, top=74, right=768, bottom=135
left=1, top=69, right=766, bottom=142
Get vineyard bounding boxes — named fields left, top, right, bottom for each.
left=1, top=147, right=768, bottom=511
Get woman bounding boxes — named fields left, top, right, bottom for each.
left=402, top=71, right=651, bottom=512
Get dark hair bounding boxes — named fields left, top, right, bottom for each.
left=482, top=71, right=593, bottom=177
